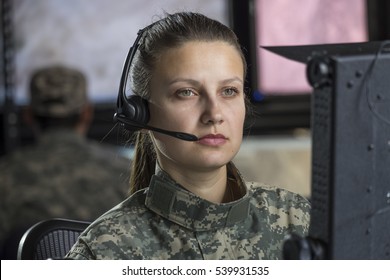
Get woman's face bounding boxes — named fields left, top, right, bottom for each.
left=148, top=41, right=245, bottom=173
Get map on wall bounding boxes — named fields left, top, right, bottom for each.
left=13, top=0, right=228, bottom=104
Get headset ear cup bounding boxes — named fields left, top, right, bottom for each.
left=123, top=95, right=150, bottom=125
left=114, top=27, right=153, bottom=130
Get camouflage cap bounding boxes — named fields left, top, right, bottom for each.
left=30, top=65, right=87, bottom=117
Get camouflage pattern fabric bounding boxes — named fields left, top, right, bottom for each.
left=65, top=163, right=310, bottom=260
left=30, top=65, right=88, bottom=118
left=0, top=129, right=130, bottom=258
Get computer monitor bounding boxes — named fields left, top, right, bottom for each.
left=266, top=41, right=390, bottom=259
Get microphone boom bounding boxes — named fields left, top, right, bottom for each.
left=114, top=114, right=198, bottom=142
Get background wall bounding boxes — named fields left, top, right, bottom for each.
left=234, top=135, right=311, bottom=198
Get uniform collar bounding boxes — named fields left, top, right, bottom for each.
left=145, top=163, right=250, bottom=231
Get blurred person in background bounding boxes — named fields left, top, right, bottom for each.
left=0, top=65, right=130, bottom=259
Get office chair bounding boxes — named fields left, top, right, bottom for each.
left=17, top=218, right=90, bottom=260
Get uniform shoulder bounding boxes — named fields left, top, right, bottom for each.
left=245, top=181, right=310, bottom=236
left=81, top=188, right=150, bottom=233
left=66, top=188, right=155, bottom=259
left=245, top=181, right=310, bottom=211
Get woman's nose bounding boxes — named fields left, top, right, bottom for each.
left=200, top=97, right=224, bottom=125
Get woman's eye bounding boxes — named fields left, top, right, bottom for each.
left=222, top=87, right=239, bottom=97
left=177, top=89, right=195, bottom=97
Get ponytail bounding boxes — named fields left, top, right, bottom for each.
left=128, top=132, right=156, bottom=195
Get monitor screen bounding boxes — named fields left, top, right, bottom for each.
left=254, top=0, right=368, bottom=98
left=271, top=41, right=390, bottom=259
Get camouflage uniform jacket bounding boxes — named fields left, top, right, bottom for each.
left=0, top=129, right=130, bottom=258
left=65, top=163, right=310, bottom=260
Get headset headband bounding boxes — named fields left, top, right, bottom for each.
left=113, top=20, right=198, bottom=141
left=116, top=27, right=148, bottom=114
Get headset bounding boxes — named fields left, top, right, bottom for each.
left=113, top=25, right=198, bottom=141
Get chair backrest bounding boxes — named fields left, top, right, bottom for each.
left=17, top=218, right=90, bottom=260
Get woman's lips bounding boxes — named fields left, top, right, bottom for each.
left=198, top=134, right=227, bottom=146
